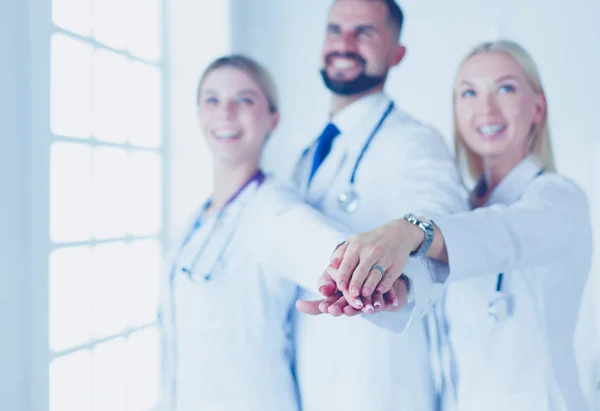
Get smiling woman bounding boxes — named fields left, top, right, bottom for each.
left=453, top=41, right=555, bottom=191
left=196, top=56, right=279, bottom=189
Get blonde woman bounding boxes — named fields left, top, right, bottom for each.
left=300, top=40, right=593, bottom=410
left=159, top=55, right=354, bottom=411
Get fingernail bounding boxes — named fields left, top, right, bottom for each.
left=318, top=286, right=326, bottom=295
left=339, top=281, right=347, bottom=291
left=377, top=286, right=385, bottom=294
left=354, top=299, right=363, bottom=308
left=366, top=305, right=374, bottom=313
left=351, top=286, right=359, bottom=296
left=362, top=287, right=372, bottom=296
left=374, top=301, right=382, bottom=309
left=393, top=299, right=399, bottom=307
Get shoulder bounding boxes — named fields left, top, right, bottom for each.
left=257, top=176, right=302, bottom=199
left=521, top=171, right=592, bottom=246
left=527, top=171, right=593, bottom=258
left=528, top=171, right=590, bottom=211
left=249, top=177, right=304, bottom=214
left=375, top=104, right=453, bottom=160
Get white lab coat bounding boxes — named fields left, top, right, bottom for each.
left=431, top=156, right=593, bottom=411
left=159, top=178, right=350, bottom=411
left=292, top=92, right=467, bottom=411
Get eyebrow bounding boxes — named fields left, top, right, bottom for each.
left=237, top=89, right=261, bottom=97
left=327, top=23, right=377, bottom=33
left=356, top=24, right=376, bottom=32
left=495, top=75, right=519, bottom=83
left=200, top=89, right=261, bottom=97
left=458, top=75, right=520, bottom=87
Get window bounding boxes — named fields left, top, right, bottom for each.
left=48, top=0, right=164, bottom=409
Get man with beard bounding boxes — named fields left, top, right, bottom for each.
left=291, top=0, right=467, bottom=410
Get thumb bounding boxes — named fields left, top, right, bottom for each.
left=317, top=271, right=338, bottom=296
left=329, top=241, right=348, bottom=269
left=295, top=299, right=324, bottom=315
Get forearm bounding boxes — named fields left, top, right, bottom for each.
left=395, top=218, right=449, bottom=263
left=426, top=223, right=448, bottom=263
left=256, top=187, right=351, bottom=292
left=426, top=176, right=592, bottom=280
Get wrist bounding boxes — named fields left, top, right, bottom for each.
left=402, top=214, right=435, bottom=258
left=391, top=219, right=424, bottom=254
left=404, top=219, right=426, bottom=253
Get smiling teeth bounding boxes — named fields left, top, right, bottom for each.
left=332, top=59, right=357, bottom=69
left=215, top=131, right=240, bottom=139
left=478, top=124, right=505, bottom=135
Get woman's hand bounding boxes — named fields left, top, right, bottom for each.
left=329, top=219, right=423, bottom=298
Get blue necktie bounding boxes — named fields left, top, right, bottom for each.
left=308, top=122, right=340, bottom=186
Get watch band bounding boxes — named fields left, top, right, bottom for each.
left=403, top=213, right=434, bottom=258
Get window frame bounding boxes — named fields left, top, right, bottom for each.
left=26, top=0, right=169, bottom=408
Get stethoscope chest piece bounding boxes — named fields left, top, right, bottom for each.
left=338, top=186, right=360, bottom=213
left=487, top=293, right=513, bottom=322
left=180, top=265, right=213, bottom=283
left=487, top=272, right=513, bottom=322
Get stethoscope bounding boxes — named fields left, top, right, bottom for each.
left=165, top=173, right=263, bottom=409
left=487, top=272, right=513, bottom=322
left=294, top=101, right=394, bottom=213
left=164, top=172, right=264, bottom=409
left=173, top=171, right=265, bottom=283
left=485, top=168, right=545, bottom=322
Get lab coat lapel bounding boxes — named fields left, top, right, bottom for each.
left=292, top=142, right=317, bottom=197
left=299, top=92, right=392, bottom=205
left=306, top=140, right=348, bottom=203
left=486, top=156, right=544, bottom=206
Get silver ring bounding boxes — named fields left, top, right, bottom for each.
left=371, top=265, right=385, bottom=277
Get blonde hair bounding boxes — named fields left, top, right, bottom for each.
left=453, top=40, right=556, bottom=182
left=196, top=54, right=279, bottom=113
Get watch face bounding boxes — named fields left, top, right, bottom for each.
left=405, top=214, right=433, bottom=233
left=418, top=220, right=432, bottom=231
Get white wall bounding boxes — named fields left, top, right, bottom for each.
left=166, top=0, right=232, bottom=241
left=0, top=0, right=30, bottom=409
left=231, top=0, right=333, bottom=178
left=229, top=0, right=600, bottom=405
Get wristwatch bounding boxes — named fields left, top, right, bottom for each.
left=403, top=213, right=434, bottom=258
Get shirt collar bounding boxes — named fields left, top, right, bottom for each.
left=486, top=156, right=544, bottom=206
left=330, top=91, right=392, bottom=143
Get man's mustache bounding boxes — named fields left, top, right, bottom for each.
left=325, top=52, right=366, bottom=66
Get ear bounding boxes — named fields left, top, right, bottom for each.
left=270, top=111, right=280, bottom=130
left=390, top=44, right=406, bottom=67
left=533, top=91, right=546, bottom=124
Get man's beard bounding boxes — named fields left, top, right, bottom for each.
left=320, top=52, right=386, bottom=95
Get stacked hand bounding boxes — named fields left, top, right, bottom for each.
left=296, top=219, right=421, bottom=316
